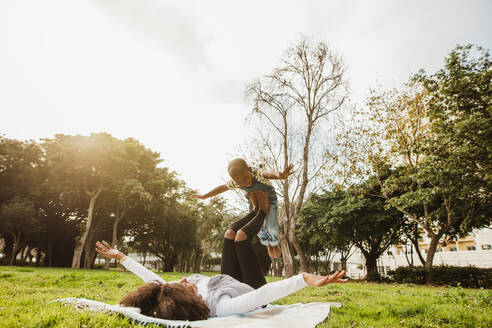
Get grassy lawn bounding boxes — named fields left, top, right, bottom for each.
left=0, top=265, right=490, bottom=328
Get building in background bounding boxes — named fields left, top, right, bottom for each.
left=333, top=227, right=492, bottom=278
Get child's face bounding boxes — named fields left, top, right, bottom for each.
left=231, top=168, right=253, bottom=187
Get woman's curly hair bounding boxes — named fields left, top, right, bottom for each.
left=120, top=282, right=210, bottom=320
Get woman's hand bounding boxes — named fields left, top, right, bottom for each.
left=302, top=271, right=348, bottom=287
left=95, top=241, right=126, bottom=261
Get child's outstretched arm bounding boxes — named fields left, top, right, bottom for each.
left=191, top=184, right=228, bottom=199
left=261, top=164, right=295, bottom=180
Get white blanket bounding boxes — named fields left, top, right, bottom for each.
left=53, top=298, right=341, bottom=328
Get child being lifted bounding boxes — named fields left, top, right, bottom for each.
left=192, top=158, right=294, bottom=259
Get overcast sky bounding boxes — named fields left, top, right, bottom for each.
left=1, top=0, right=491, bottom=197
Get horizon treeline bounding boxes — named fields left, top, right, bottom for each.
left=0, top=133, right=236, bottom=271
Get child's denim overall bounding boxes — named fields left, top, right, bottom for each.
left=239, top=169, right=279, bottom=246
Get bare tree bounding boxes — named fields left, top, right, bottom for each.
left=245, top=38, right=348, bottom=276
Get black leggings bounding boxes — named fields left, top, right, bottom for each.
left=220, top=210, right=267, bottom=289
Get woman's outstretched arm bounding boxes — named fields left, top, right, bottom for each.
left=95, top=240, right=166, bottom=284
left=215, top=271, right=348, bottom=316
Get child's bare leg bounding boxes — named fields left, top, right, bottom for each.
left=252, top=190, right=275, bottom=257
left=272, top=245, right=282, bottom=258
left=254, top=191, right=270, bottom=213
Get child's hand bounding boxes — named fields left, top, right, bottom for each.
left=279, top=164, right=295, bottom=179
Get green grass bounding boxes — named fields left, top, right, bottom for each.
left=0, top=266, right=490, bottom=328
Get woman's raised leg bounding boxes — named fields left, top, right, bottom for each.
left=220, top=210, right=257, bottom=281
left=234, top=210, right=267, bottom=289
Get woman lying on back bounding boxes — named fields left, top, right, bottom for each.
left=95, top=191, right=347, bottom=321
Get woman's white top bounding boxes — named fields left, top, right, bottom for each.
left=121, top=257, right=308, bottom=317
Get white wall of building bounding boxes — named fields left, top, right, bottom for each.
left=329, top=227, right=492, bottom=277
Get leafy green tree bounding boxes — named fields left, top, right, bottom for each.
left=192, top=196, right=233, bottom=270
left=122, top=168, right=196, bottom=272
left=407, top=45, right=491, bottom=280
left=298, top=192, right=354, bottom=273
left=0, top=137, right=45, bottom=203
left=0, top=137, right=45, bottom=265
left=0, top=197, right=38, bottom=264
left=43, top=133, right=132, bottom=268
left=401, top=222, right=425, bottom=267
left=331, top=45, right=491, bottom=282
left=128, top=199, right=199, bottom=272
left=101, top=179, right=152, bottom=268
left=105, top=138, right=162, bottom=249
left=298, top=198, right=338, bottom=274
left=300, top=174, right=406, bottom=280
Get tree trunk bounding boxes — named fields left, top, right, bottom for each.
left=413, top=242, right=426, bottom=266
left=1, top=235, right=13, bottom=265
left=35, top=250, right=42, bottom=266
left=404, top=243, right=414, bottom=267
left=290, top=122, right=313, bottom=274
left=21, top=246, right=30, bottom=264
left=83, top=246, right=97, bottom=269
left=104, top=257, right=111, bottom=269
left=9, top=248, right=17, bottom=265
left=340, top=256, right=347, bottom=271
left=278, top=120, right=297, bottom=277
left=83, top=215, right=103, bottom=269
left=27, top=249, right=33, bottom=264
left=199, top=254, right=205, bottom=272
left=72, top=189, right=101, bottom=269
left=408, top=225, right=426, bottom=266
left=364, top=253, right=379, bottom=280
left=171, top=252, right=177, bottom=272
left=11, top=247, right=24, bottom=266
left=194, top=252, right=201, bottom=273
left=272, top=258, right=282, bottom=276
left=279, top=219, right=295, bottom=276
left=47, top=245, right=53, bottom=267
left=288, top=216, right=310, bottom=273
left=424, top=232, right=444, bottom=284
left=104, top=215, right=122, bottom=269
left=9, top=232, right=21, bottom=265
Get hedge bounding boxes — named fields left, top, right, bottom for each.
left=388, top=265, right=492, bottom=288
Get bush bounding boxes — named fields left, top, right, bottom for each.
left=388, top=266, right=492, bottom=288
left=366, top=272, right=382, bottom=282
left=92, top=263, right=106, bottom=269
left=389, top=266, right=426, bottom=284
